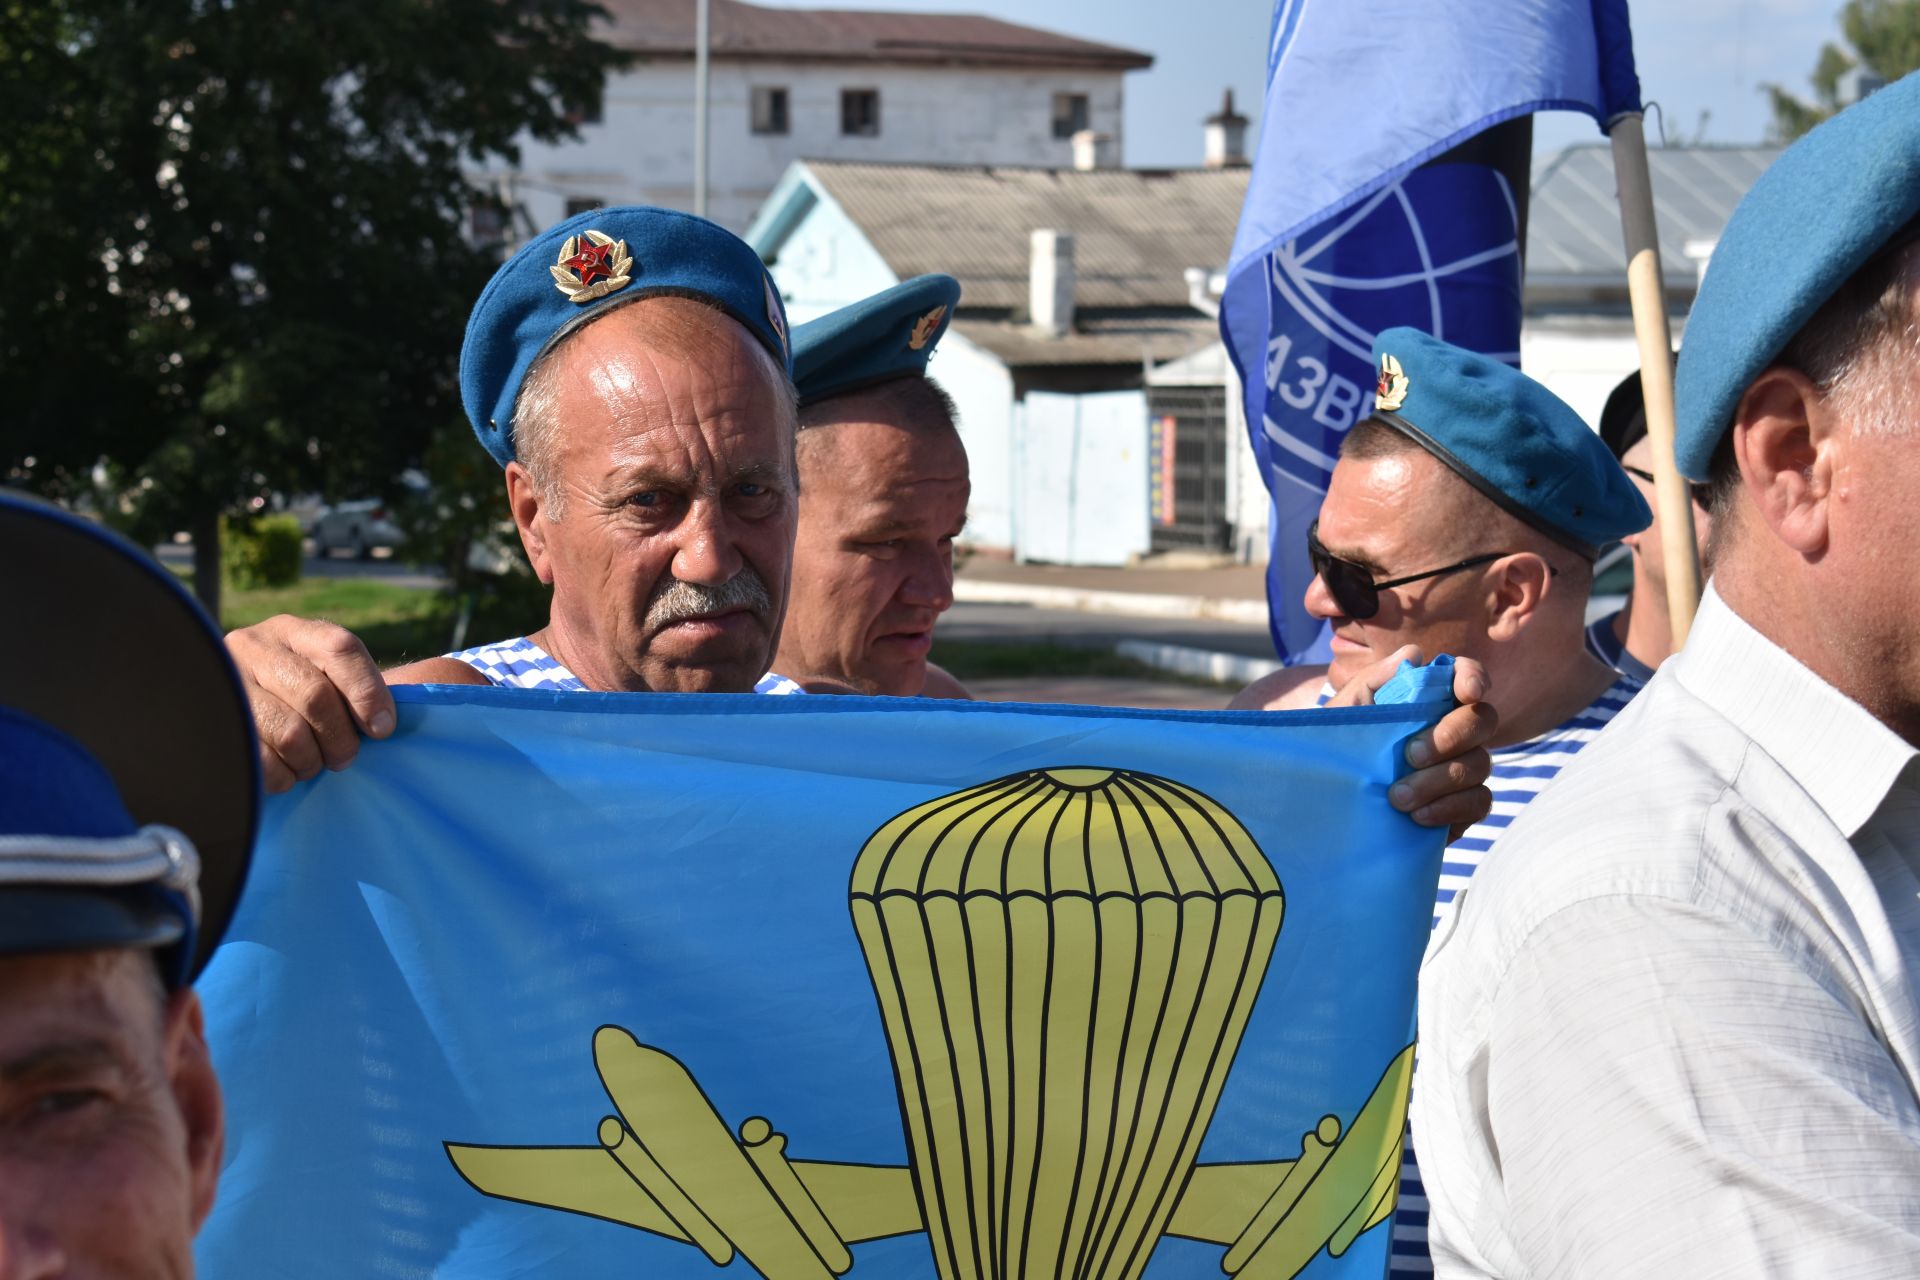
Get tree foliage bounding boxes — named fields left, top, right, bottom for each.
left=0, top=0, right=626, bottom=611
left=1767, top=0, right=1920, bottom=139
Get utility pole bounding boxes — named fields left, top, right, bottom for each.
left=694, top=0, right=711, bottom=218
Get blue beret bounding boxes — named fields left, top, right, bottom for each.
left=792, top=275, right=961, bottom=406
left=1368, top=328, right=1650, bottom=557
left=1675, top=71, right=1920, bottom=479
left=460, top=205, right=794, bottom=468
left=0, top=488, right=258, bottom=985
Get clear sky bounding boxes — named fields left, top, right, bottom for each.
left=761, top=0, right=1848, bottom=166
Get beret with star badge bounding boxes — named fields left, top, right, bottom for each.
left=460, top=205, right=794, bottom=468
left=1674, top=70, right=1920, bottom=479
left=1366, top=327, right=1650, bottom=558
left=791, top=275, right=962, bottom=407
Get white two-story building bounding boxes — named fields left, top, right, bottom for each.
left=477, top=0, right=1151, bottom=236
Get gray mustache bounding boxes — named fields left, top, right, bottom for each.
left=644, top=567, right=772, bottom=630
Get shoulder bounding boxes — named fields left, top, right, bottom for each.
left=1228, top=664, right=1328, bottom=710
left=919, top=662, right=972, bottom=701
left=1437, top=673, right=1749, bottom=974
left=384, top=655, right=489, bottom=686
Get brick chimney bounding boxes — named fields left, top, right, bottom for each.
left=1205, top=89, right=1250, bottom=169
left=1029, top=229, right=1076, bottom=337
left=1070, top=129, right=1117, bottom=172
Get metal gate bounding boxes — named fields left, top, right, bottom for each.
left=1146, top=385, right=1231, bottom=553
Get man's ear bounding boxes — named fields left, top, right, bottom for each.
left=1731, top=366, right=1832, bottom=558
left=1483, top=553, right=1554, bottom=643
left=165, top=990, right=225, bottom=1232
left=504, top=462, right=555, bottom=584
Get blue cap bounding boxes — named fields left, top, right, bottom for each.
left=460, top=206, right=795, bottom=468
left=0, top=489, right=259, bottom=985
left=792, top=275, right=961, bottom=407
left=0, top=707, right=201, bottom=986
left=1368, top=328, right=1650, bottom=557
left=1675, top=72, right=1920, bottom=479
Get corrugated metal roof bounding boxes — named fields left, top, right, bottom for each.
left=598, top=0, right=1152, bottom=69
left=801, top=161, right=1249, bottom=310
left=1527, top=144, right=1779, bottom=283
left=954, top=313, right=1218, bottom=367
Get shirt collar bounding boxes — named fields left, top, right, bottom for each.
left=1674, top=583, right=1918, bottom=836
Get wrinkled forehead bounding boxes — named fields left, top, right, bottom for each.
left=552, top=299, right=797, bottom=463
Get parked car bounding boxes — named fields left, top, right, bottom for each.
left=311, top=498, right=403, bottom=559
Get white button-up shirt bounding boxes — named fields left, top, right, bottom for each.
left=1413, top=584, right=1920, bottom=1279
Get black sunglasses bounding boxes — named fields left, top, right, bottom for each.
left=1306, top=520, right=1508, bottom=621
left=1622, top=464, right=1713, bottom=509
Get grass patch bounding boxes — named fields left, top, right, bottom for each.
left=187, top=570, right=547, bottom=668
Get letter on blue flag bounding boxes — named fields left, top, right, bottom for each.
left=197, top=680, right=1454, bottom=1278
left=1222, top=0, right=1641, bottom=659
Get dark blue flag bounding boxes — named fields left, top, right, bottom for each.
left=1222, top=0, right=1641, bottom=659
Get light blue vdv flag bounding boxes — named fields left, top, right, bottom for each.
left=198, top=674, right=1453, bottom=1279
left=1222, top=0, right=1641, bottom=660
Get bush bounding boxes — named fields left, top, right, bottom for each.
left=222, top=514, right=304, bottom=590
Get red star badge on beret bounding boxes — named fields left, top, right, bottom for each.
left=562, top=238, right=616, bottom=287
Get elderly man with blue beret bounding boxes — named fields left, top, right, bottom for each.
left=0, top=490, right=258, bottom=1274
left=1232, top=325, right=1650, bottom=1275
left=1414, top=72, right=1920, bottom=1278
left=227, top=207, right=809, bottom=786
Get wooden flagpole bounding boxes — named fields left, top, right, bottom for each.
left=1607, top=112, right=1702, bottom=647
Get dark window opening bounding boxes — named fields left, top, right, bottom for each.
left=752, top=86, right=790, bottom=135
left=1052, top=92, right=1090, bottom=140
left=841, top=88, right=880, bottom=137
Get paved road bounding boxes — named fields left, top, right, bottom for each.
left=937, top=600, right=1276, bottom=659
left=155, top=541, right=447, bottom=591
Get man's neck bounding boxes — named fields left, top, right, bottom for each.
left=1620, top=564, right=1677, bottom=672
left=1487, top=639, right=1622, bottom=751
left=1717, top=560, right=1920, bottom=747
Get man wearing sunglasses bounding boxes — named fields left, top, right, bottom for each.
left=1232, top=325, right=1652, bottom=1277
left=1416, top=73, right=1920, bottom=1277
left=1584, top=363, right=1714, bottom=682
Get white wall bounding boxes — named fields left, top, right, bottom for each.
left=928, top=332, right=1018, bottom=554
left=1014, top=390, right=1151, bottom=567
left=761, top=192, right=900, bottom=323
left=1520, top=318, right=1646, bottom=431
left=489, top=60, right=1129, bottom=234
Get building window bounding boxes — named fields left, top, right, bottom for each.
left=752, top=86, right=790, bottom=136
left=841, top=88, right=880, bottom=137
left=467, top=199, right=507, bottom=246
left=563, top=196, right=603, bottom=219
left=1052, top=92, right=1090, bottom=140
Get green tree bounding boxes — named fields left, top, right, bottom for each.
left=1767, top=0, right=1920, bottom=139
left=0, top=1, right=626, bottom=615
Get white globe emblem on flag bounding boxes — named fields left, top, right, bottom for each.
left=1258, top=169, right=1522, bottom=491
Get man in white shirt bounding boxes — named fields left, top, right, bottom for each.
left=1413, top=70, right=1920, bottom=1278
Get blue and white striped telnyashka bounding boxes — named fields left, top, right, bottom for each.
left=447, top=635, right=804, bottom=696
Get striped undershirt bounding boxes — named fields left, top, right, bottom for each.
left=447, top=635, right=804, bottom=696
left=1321, top=671, right=1644, bottom=1275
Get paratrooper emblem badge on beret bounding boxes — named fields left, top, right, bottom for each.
left=907, top=305, right=947, bottom=352
left=1375, top=352, right=1409, bottom=413
left=550, top=229, right=634, bottom=304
